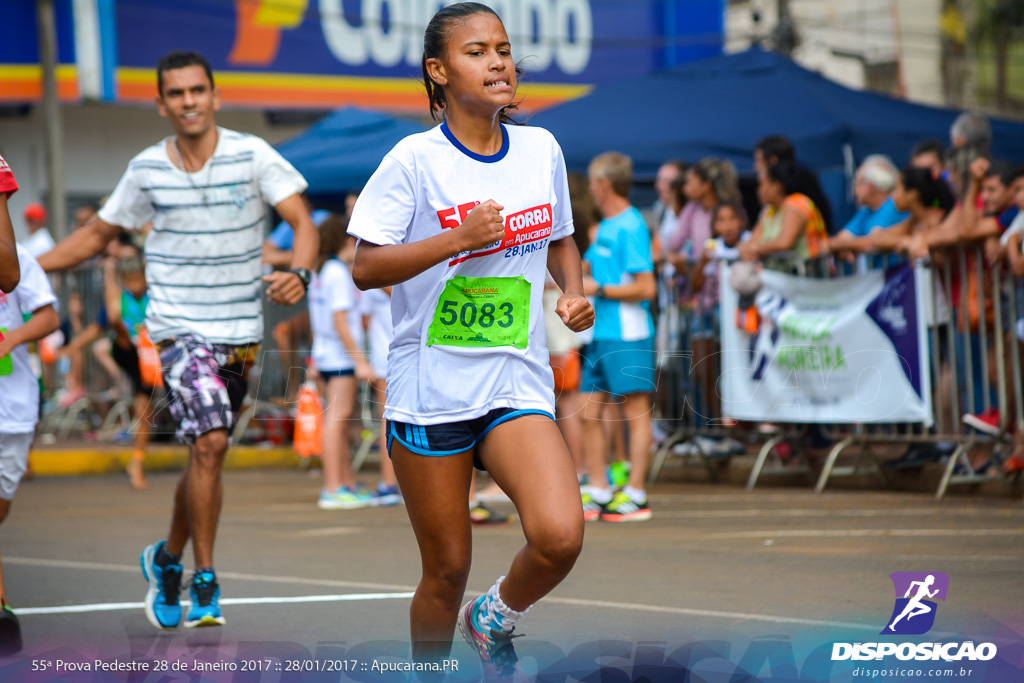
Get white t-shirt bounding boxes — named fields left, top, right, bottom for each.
left=98, top=127, right=307, bottom=346
left=0, top=246, right=58, bottom=433
left=21, top=229, right=55, bottom=259
left=309, top=259, right=363, bottom=372
left=658, top=205, right=679, bottom=249
left=348, top=122, right=574, bottom=424
left=1000, top=211, right=1024, bottom=247
left=360, top=288, right=393, bottom=379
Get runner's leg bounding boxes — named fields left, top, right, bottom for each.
left=477, top=414, right=583, bottom=610
left=165, top=467, right=189, bottom=556
left=621, top=392, right=653, bottom=491
left=390, top=439, right=474, bottom=662
left=185, top=428, right=228, bottom=569
left=373, top=381, right=398, bottom=489
left=322, top=374, right=358, bottom=492
left=127, top=391, right=153, bottom=489
left=0, top=499, right=10, bottom=605
left=580, top=391, right=612, bottom=490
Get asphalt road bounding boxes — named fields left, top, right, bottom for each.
left=1, top=466, right=1022, bottom=682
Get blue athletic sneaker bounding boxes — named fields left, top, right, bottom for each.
left=185, top=571, right=226, bottom=628
left=372, top=483, right=403, bottom=507
left=457, top=596, right=521, bottom=678
left=140, top=541, right=183, bottom=630
left=317, top=485, right=374, bottom=510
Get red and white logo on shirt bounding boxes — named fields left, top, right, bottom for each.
left=437, top=202, right=553, bottom=266
left=0, top=153, right=18, bottom=196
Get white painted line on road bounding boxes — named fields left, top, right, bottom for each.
left=0, top=556, right=886, bottom=632
left=5, top=557, right=416, bottom=592
left=15, top=590, right=875, bottom=633
left=17, top=592, right=416, bottom=616
left=655, top=508, right=1024, bottom=519
left=293, top=527, right=364, bottom=537
left=711, top=528, right=1024, bottom=539
left=890, top=554, right=1021, bottom=562
left=542, top=596, right=877, bottom=632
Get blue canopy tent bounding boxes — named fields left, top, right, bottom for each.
left=530, top=47, right=1024, bottom=176
left=529, top=48, right=1024, bottom=223
left=275, top=107, right=427, bottom=200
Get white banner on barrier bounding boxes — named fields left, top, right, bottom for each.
left=720, top=263, right=933, bottom=426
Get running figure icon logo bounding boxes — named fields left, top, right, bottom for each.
left=881, top=572, right=949, bottom=635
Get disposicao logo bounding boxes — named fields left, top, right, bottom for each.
left=882, top=571, right=948, bottom=635
left=831, top=571, right=997, bottom=663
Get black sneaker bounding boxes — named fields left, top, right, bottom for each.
left=884, top=444, right=941, bottom=470
left=0, top=605, right=22, bottom=655
left=470, top=502, right=512, bottom=526
left=185, top=571, right=226, bottom=628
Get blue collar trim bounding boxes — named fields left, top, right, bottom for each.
left=440, top=121, right=508, bottom=163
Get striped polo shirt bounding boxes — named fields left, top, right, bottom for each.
left=99, top=127, right=306, bottom=345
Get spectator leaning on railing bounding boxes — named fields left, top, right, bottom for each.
left=998, top=167, right=1024, bottom=475
left=959, top=159, right=1024, bottom=438
left=740, top=161, right=828, bottom=264
left=830, top=155, right=908, bottom=269
left=837, top=156, right=908, bottom=238
left=754, top=135, right=835, bottom=235
left=828, top=166, right=955, bottom=257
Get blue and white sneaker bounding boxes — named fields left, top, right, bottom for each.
left=372, top=483, right=403, bottom=506
left=140, top=541, right=183, bottom=630
left=185, top=571, right=226, bottom=628
left=317, top=485, right=374, bottom=510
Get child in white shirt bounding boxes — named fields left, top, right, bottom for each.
left=0, top=245, right=60, bottom=652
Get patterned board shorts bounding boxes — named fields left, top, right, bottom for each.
left=159, top=335, right=260, bottom=444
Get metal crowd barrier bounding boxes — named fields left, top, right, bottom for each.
left=650, top=246, right=1024, bottom=500
left=650, top=259, right=793, bottom=485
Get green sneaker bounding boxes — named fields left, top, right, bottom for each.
left=599, top=491, right=652, bottom=522
left=581, top=492, right=605, bottom=522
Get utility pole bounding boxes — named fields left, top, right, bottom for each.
left=36, top=0, right=68, bottom=240
left=773, top=0, right=799, bottom=57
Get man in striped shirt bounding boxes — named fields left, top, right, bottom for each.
left=39, top=51, right=319, bottom=630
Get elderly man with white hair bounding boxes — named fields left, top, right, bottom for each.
left=830, top=155, right=908, bottom=267
left=843, top=155, right=908, bottom=237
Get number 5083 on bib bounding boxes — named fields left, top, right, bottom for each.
left=427, top=276, right=530, bottom=350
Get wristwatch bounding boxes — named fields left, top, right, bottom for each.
left=596, top=285, right=606, bottom=299
left=290, top=268, right=313, bottom=290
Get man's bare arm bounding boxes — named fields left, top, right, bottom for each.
left=38, top=217, right=122, bottom=273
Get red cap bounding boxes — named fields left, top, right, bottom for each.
left=24, top=202, right=47, bottom=223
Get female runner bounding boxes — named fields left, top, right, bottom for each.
left=347, top=2, right=594, bottom=676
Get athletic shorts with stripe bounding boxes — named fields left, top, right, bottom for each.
left=387, top=407, right=554, bottom=470
left=158, top=334, right=259, bottom=444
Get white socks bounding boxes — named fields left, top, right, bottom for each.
left=622, top=486, right=647, bottom=503
left=476, top=576, right=529, bottom=633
